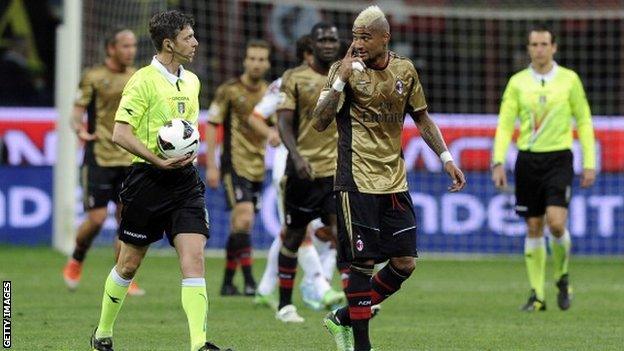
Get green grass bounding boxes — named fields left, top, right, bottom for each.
left=1, top=247, right=623, bottom=350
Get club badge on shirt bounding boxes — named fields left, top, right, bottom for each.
left=395, top=79, right=404, bottom=95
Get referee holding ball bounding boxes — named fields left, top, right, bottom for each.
left=90, top=10, right=231, bottom=351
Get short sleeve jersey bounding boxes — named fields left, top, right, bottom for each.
left=207, top=78, right=268, bottom=182
left=493, top=64, right=595, bottom=169
left=75, top=64, right=136, bottom=166
left=325, top=52, right=427, bottom=194
left=277, top=64, right=337, bottom=178
left=115, top=58, right=201, bottom=164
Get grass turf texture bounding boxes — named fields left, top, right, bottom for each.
left=1, top=247, right=622, bottom=350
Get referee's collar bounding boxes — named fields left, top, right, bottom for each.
left=151, top=56, right=186, bottom=85
left=529, top=61, right=558, bottom=84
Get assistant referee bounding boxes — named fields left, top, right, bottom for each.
left=492, top=25, right=596, bottom=312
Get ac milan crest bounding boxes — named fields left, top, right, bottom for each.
left=356, top=239, right=364, bottom=252
left=395, top=79, right=404, bottom=95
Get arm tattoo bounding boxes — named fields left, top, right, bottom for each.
left=415, top=112, right=448, bottom=156
left=313, top=90, right=341, bottom=131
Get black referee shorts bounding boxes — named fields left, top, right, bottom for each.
left=118, top=163, right=209, bottom=247
left=336, top=191, right=417, bottom=264
left=514, top=150, right=573, bottom=218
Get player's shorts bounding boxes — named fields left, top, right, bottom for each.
left=337, top=191, right=417, bottom=263
left=118, top=163, right=209, bottom=247
left=514, top=149, right=573, bottom=217
left=80, top=164, right=129, bottom=210
left=222, top=169, right=263, bottom=212
left=283, top=175, right=335, bottom=229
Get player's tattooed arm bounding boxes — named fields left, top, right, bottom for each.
left=313, top=90, right=340, bottom=132
left=411, top=109, right=466, bottom=192
left=411, top=109, right=448, bottom=156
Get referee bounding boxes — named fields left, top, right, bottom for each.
left=492, top=25, right=596, bottom=312
left=90, top=11, right=230, bottom=351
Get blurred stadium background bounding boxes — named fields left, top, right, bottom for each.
left=1, top=0, right=622, bottom=254
left=1, top=1, right=623, bottom=350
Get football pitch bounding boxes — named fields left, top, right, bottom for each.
left=1, top=247, right=622, bottom=350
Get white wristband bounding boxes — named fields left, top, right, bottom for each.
left=332, top=77, right=346, bottom=92
left=440, top=151, right=454, bottom=164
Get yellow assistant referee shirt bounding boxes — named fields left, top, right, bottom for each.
left=115, top=57, right=201, bottom=164
left=493, top=62, right=596, bottom=169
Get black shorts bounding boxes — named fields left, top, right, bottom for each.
left=80, top=164, right=129, bottom=210
left=514, top=150, right=573, bottom=217
left=222, top=169, right=262, bottom=211
left=118, top=163, right=209, bottom=247
left=337, top=191, right=417, bottom=263
left=283, top=176, right=335, bottom=229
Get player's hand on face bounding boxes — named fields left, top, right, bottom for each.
left=267, top=129, right=281, bottom=147
left=337, top=41, right=366, bottom=82
left=444, top=161, right=466, bottom=192
left=294, top=156, right=313, bottom=181
left=206, top=166, right=220, bottom=189
left=491, top=164, right=507, bottom=190
left=581, top=168, right=596, bottom=188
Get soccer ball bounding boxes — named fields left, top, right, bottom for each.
left=156, top=118, right=200, bottom=159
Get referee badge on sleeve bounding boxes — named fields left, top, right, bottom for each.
left=178, top=102, right=186, bottom=114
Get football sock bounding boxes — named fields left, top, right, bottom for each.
left=550, top=229, right=571, bottom=280
left=337, top=261, right=350, bottom=290
left=299, top=244, right=330, bottom=296
left=278, top=247, right=298, bottom=309
left=235, top=233, right=255, bottom=286
left=371, top=263, right=411, bottom=305
left=257, top=236, right=281, bottom=296
left=72, top=227, right=97, bottom=262
left=223, top=234, right=238, bottom=286
left=524, top=236, right=546, bottom=300
left=346, top=263, right=374, bottom=351
left=320, top=247, right=337, bottom=282
left=181, top=278, right=208, bottom=351
left=96, top=267, right=131, bottom=338
left=71, top=241, right=89, bottom=262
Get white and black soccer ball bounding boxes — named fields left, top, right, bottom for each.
left=157, top=118, right=200, bottom=159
